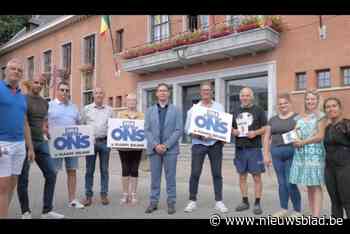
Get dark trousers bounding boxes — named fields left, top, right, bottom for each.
left=189, top=141, right=223, bottom=201
left=119, top=150, right=142, bottom=177
left=325, top=147, right=350, bottom=218
left=17, top=141, right=57, bottom=214
left=85, top=139, right=110, bottom=198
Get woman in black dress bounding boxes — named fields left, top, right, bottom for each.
left=323, top=97, right=350, bottom=218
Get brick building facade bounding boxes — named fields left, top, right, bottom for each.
left=0, top=15, right=349, bottom=144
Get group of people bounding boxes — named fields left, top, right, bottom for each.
left=0, top=58, right=349, bottom=219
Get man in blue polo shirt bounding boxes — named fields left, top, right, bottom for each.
left=48, top=81, right=84, bottom=209
left=0, top=58, right=35, bottom=218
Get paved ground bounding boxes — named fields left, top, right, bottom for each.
left=8, top=153, right=331, bottom=219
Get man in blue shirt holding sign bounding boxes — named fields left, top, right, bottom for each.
left=48, top=81, right=84, bottom=209
left=184, top=81, right=228, bottom=213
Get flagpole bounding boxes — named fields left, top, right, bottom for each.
left=107, top=15, right=119, bottom=76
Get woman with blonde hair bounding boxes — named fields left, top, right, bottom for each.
left=117, top=93, right=144, bottom=205
left=289, top=89, right=327, bottom=217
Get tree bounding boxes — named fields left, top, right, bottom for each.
left=0, top=15, right=31, bottom=46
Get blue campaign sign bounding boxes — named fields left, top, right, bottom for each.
left=49, top=125, right=95, bottom=158
left=189, top=105, right=233, bottom=143
left=108, top=118, right=147, bottom=149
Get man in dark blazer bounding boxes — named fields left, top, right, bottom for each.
left=144, top=83, right=183, bottom=215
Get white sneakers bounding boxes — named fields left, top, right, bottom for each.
left=184, top=201, right=229, bottom=213
left=41, top=211, right=65, bottom=219
left=68, top=199, right=85, bottom=209
left=21, top=211, right=32, bottom=219
left=214, top=201, right=228, bottom=213
left=22, top=211, right=65, bottom=219
left=184, top=201, right=197, bottom=213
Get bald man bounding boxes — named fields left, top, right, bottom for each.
left=231, top=87, right=267, bottom=215
left=0, top=59, right=35, bottom=218
left=80, top=87, right=114, bottom=206
left=17, top=75, right=64, bottom=219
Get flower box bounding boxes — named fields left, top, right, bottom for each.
left=237, top=23, right=260, bottom=33
left=157, top=40, right=174, bottom=52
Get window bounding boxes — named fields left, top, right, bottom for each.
left=341, top=67, right=350, bottom=86
left=62, top=43, right=72, bottom=72
left=42, top=50, right=52, bottom=99
left=108, top=97, right=114, bottom=107
left=228, top=15, right=244, bottom=29
left=116, top=29, right=123, bottom=53
left=151, top=15, right=170, bottom=42
left=187, top=15, right=209, bottom=32
left=295, top=72, right=307, bottom=90
left=27, top=56, right=34, bottom=80
left=115, top=95, right=122, bottom=107
left=84, top=34, right=95, bottom=65
left=316, top=69, right=331, bottom=88
left=1, top=66, right=5, bottom=80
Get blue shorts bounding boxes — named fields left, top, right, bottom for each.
left=234, top=148, right=265, bottom=175
left=53, top=157, right=79, bottom=171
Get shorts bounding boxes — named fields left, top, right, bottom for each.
left=0, top=141, right=26, bottom=177
left=234, top=148, right=265, bottom=175
left=52, top=157, right=79, bottom=171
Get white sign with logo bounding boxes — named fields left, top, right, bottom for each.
left=235, top=112, right=254, bottom=137
left=188, top=105, right=233, bottom=143
left=49, top=125, right=95, bottom=158
left=107, top=118, right=146, bottom=149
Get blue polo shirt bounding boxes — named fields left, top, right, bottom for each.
left=0, top=80, right=27, bottom=142
left=48, top=99, right=80, bottom=129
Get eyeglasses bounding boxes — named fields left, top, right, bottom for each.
left=60, top=89, right=70, bottom=93
left=33, top=81, right=45, bottom=85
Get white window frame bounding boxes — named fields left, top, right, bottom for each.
left=149, top=15, right=170, bottom=42
left=80, top=32, right=97, bottom=107
left=42, top=48, right=53, bottom=100
left=60, top=40, right=73, bottom=98
left=26, top=55, right=35, bottom=80
left=137, top=61, right=277, bottom=119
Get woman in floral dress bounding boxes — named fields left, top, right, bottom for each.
left=289, top=90, right=327, bottom=217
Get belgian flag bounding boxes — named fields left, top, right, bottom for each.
left=100, top=15, right=111, bottom=37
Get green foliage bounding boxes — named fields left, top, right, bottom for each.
left=0, top=15, right=31, bottom=45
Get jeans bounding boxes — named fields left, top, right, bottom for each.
left=149, top=152, right=177, bottom=205
left=271, top=145, right=301, bottom=212
left=17, top=141, right=57, bottom=214
left=85, top=140, right=110, bottom=198
left=189, top=141, right=223, bottom=201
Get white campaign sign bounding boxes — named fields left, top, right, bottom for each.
left=188, top=105, right=233, bottom=143
left=107, top=118, right=146, bottom=149
left=49, top=125, right=95, bottom=158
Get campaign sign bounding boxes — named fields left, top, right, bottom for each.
left=49, top=125, right=95, bottom=158
left=107, top=118, right=146, bottom=149
left=188, top=105, right=233, bottom=143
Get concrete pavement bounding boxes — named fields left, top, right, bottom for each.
left=8, top=152, right=331, bottom=219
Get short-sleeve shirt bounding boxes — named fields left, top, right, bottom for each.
left=0, top=80, right=27, bottom=142
left=26, top=95, right=49, bottom=142
left=231, top=105, right=267, bottom=148
left=48, top=99, right=80, bottom=129
left=267, top=113, right=299, bottom=146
